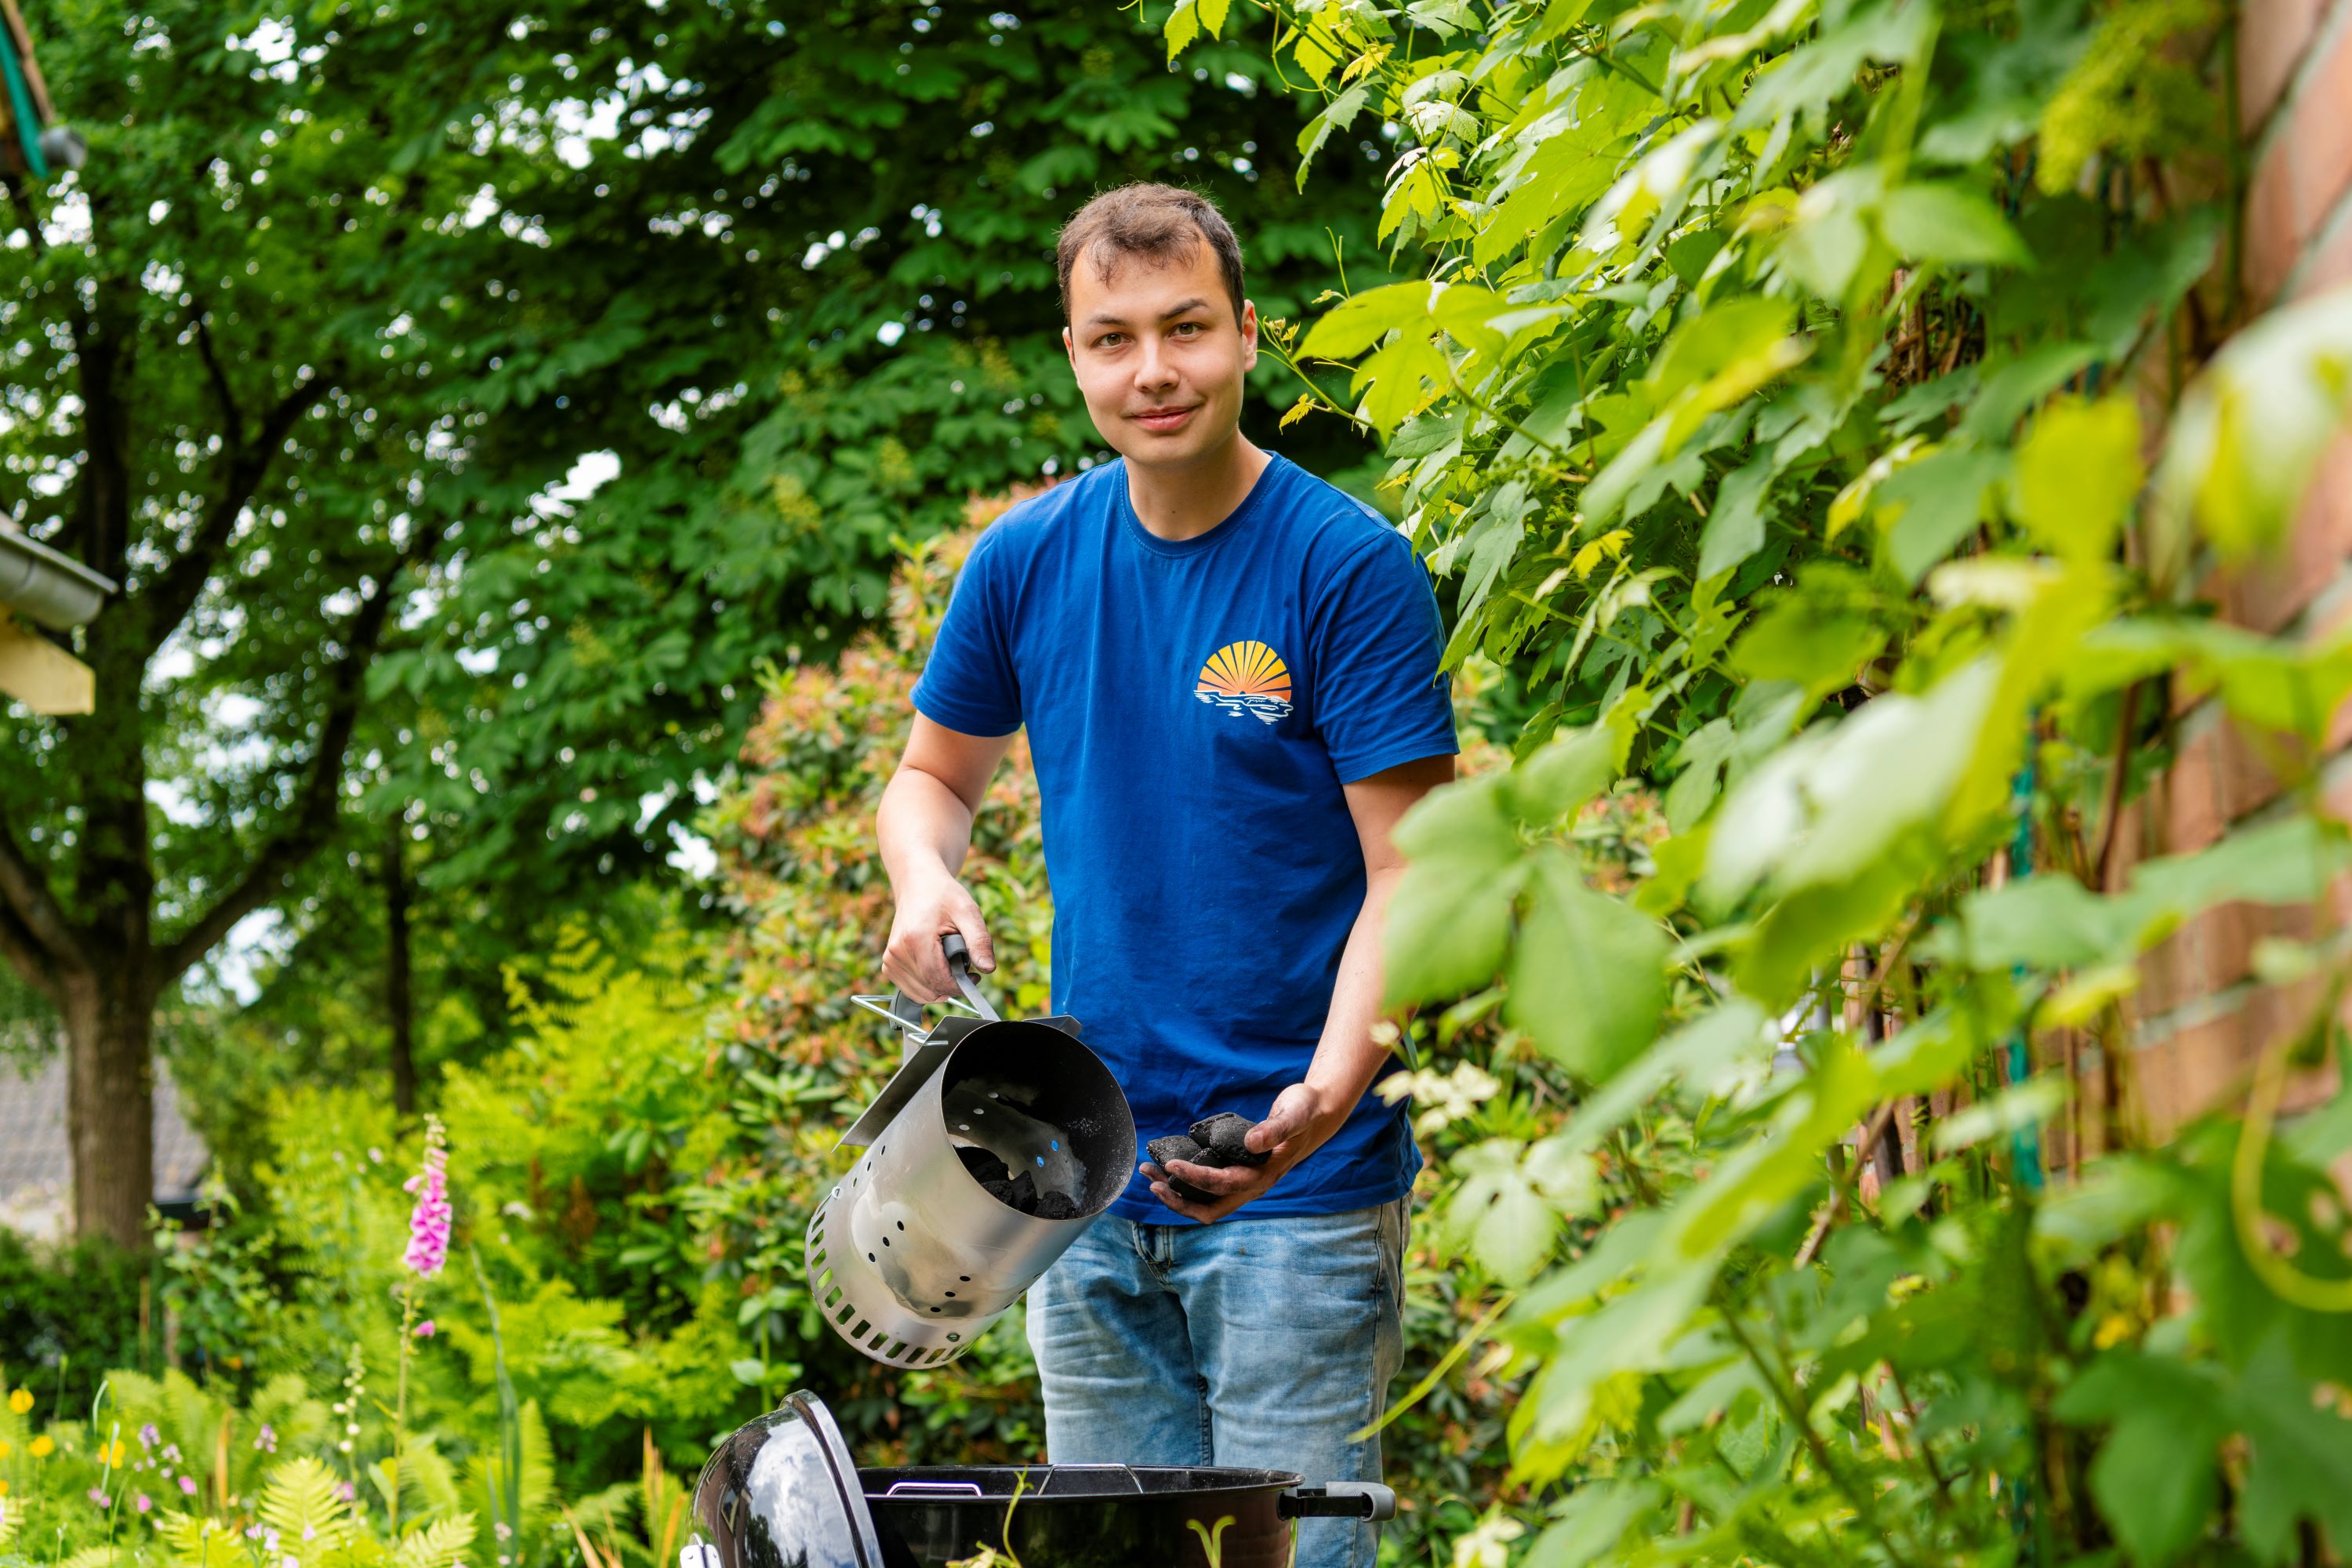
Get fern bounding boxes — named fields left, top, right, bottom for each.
left=260, top=1457, right=354, bottom=1556
left=156, top=1512, right=244, bottom=1568
left=391, top=1515, right=477, bottom=1568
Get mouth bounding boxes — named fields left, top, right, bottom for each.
left=1131, top=405, right=1199, bottom=434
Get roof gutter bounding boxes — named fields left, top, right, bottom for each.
left=0, top=528, right=116, bottom=630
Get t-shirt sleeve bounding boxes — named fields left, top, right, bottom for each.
left=911, top=532, right=1024, bottom=737
left=1311, top=528, right=1458, bottom=782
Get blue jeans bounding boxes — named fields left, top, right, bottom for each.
left=1025, top=1200, right=1409, bottom=1568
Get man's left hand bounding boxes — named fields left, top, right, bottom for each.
left=1139, top=1082, right=1345, bottom=1223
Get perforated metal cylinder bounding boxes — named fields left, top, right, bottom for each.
left=807, top=1022, right=1134, bottom=1367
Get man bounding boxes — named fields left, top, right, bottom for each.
left=875, top=183, right=1455, bottom=1568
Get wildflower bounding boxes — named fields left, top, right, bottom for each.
left=28, top=1436, right=53, bottom=1458
left=88, top=1488, right=111, bottom=1508
left=303, top=1526, right=318, bottom=1542
left=254, top=1424, right=278, bottom=1453
left=414, top=1319, right=437, bottom=1338
left=494, top=1523, right=514, bottom=1541
left=403, top=1115, right=452, bottom=1279
left=163, top=1443, right=182, bottom=1461
left=136, top=1494, right=153, bottom=1515
left=179, top=1476, right=198, bottom=1497
left=0, top=1440, right=10, bottom=1458
left=285, top=1555, right=302, bottom=1568
left=5, top=1389, right=28, bottom=1414
left=0, top=1480, right=9, bottom=1497
left=333, top=1482, right=357, bottom=1503
left=140, top=1423, right=158, bottom=1448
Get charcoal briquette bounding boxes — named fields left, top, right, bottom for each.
left=1146, top=1134, right=1206, bottom=1169
left=1033, top=1190, right=1081, bottom=1221
left=1189, top=1112, right=1269, bottom=1168
left=957, top=1145, right=1012, bottom=1185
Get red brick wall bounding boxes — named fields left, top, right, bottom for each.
left=2113, top=0, right=2352, bottom=1142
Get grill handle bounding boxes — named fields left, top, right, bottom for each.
left=1278, top=1483, right=1397, bottom=1522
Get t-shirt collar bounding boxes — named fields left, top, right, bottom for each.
left=1115, top=452, right=1287, bottom=558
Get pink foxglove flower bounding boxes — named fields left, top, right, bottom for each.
left=414, top=1319, right=436, bottom=1338
left=402, top=1116, right=452, bottom=1279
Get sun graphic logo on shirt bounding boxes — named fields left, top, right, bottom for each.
left=1196, top=640, right=1294, bottom=725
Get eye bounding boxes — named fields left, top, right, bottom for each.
left=1171, top=321, right=1203, bottom=337
left=1095, top=332, right=1125, bottom=348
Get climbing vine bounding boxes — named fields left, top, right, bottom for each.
left=1173, top=1, right=2352, bottom=1563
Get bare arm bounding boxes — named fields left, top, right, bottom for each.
left=877, top=714, right=1017, bottom=1001
left=1144, top=752, right=1456, bottom=1221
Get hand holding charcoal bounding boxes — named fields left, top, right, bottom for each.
left=1138, top=1082, right=1341, bottom=1223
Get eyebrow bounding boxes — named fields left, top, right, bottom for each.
left=1083, top=297, right=1214, bottom=329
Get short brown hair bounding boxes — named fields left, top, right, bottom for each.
left=1055, top=183, right=1247, bottom=328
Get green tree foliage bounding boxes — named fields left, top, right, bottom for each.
left=1, top=0, right=1392, bottom=1243
left=1178, top=0, right=2352, bottom=1563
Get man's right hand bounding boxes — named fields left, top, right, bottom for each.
left=882, top=872, right=996, bottom=1002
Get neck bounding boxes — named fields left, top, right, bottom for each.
left=1123, top=431, right=1272, bottom=542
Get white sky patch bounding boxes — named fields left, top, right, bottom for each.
left=552, top=449, right=621, bottom=502
left=641, top=779, right=719, bottom=880
left=550, top=93, right=625, bottom=169
left=877, top=320, right=906, bottom=347
left=205, top=909, right=286, bottom=1006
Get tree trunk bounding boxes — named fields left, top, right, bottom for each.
left=59, top=969, right=156, bottom=1250
left=384, top=818, right=416, bottom=1116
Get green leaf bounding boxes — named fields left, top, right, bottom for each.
left=1878, top=182, right=2033, bottom=267
left=1508, top=851, right=1669, bottom=1081
left=1294, top=83, right=1371, bottom=187
left=2237, top=1334, right=2352, bottom=1560
left=1387, top=777, right=1526, bottom=1006
left=1774, top=168, right=1876, bottom=299
left=2013, top=397, right=2144, bottom=563
left=2056, top=1353, right=2230, bottom=1568
left=1879, top=445, right=2009, bottom=586
left=1163, top=0, right=1201, bottom=61
left=1524, top=1479, right=1665, bottom=1568
left=1302, top=281, right=1435, bottom=360
left=1729, top=601, right=1885, bottom=699
left=1446, top=1139, right=1560, bottom=1286
left=1198, top=0, right=1231, bottom=37
left=2154, top=288, right=2352, bottom=557
left=1699, top=456, right=1773, bottom=580
left=1509, top=719, right=1630, bottom=826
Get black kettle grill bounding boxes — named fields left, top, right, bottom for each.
left=690, top=1392, right=1396, bottom=1568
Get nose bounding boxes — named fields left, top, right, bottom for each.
left=1131, top=335, right=1178, bottom=397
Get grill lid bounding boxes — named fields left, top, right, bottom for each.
left=691, top=1392, right=881, bottom=1568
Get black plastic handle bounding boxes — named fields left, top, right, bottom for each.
left=1277, top=1483, right=1397, bottom=1522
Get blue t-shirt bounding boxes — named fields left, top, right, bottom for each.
left=911, top=452, right=1457, bottom=1222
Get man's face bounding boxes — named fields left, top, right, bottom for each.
left=1062, top=239, right=1258, bottom=470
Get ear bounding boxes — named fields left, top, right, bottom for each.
left=1240, top=300, right=1259, bottom=371
left=1062, top=324, right=1077, bottom=368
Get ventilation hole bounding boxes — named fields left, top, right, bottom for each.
left=1035, top=1156, right=1044, bottom=1167
left=837, top=1304, right=855, bottom=1325
left=825, top=1287, right=840, bottom=1308
left=931, top=1306, right=942, bottom=1315
left=882, top=1236, right=891, bottom=1247
left=946, top=1333, right=961, bottom=1344
left=958, top=1123, right=970, bottom=1131
left=959, top=1275, right=971, bottom=1282
left=852, top=1319, right=870, bottom=1338
left=896, top=1221, right=905, bottom=1230
left=1051, top=1139, right=1060, bottom=1151
left=868, top=1253, right=877, bottom=1262
left=973, top=1107, right=986, bottom=1115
